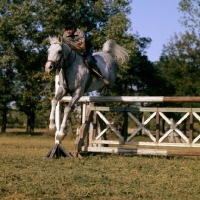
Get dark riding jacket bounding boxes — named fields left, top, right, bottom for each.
left=63, top=28, right=86, bottom=56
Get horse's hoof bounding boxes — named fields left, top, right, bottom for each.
left=48, top=125, right=56, bottom=136
left=56, top=133, right=65, bottom=141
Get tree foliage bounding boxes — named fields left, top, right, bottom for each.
left=0, top=0, right=157, bottom=132
left=158, top=31, right=200, bottom=97
left=179, top=0, right=200, bottom=33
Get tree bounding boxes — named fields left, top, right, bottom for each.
left=107, top=33, right=163, bottom=97
left=0, top=68, right=15, bottom=133
left=179, top=0, right=200, bottom=34
left=158, top=31, right=200, bottom=98
left=0, top=0, right=53, bottom=133
left=0, top=0, right=135, bottom=132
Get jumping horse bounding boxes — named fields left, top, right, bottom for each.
left=45, top=36, right=129, bottom=141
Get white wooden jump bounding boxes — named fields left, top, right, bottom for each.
left=54, top=75, right=200, bottom=156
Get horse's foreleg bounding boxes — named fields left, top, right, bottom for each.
left=56, top=89, right=84, bottom=141
left=56, top=105, right=71, bottom=141
left=49, top=86, right=66, bottom=135
left=49, top=99, right=57, bottom=134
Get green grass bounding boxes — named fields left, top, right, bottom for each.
left=1, top=133, right=200, bottom=199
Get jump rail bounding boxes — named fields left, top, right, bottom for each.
left=54, top=76, right=200, bottom=157
left=60, top=96, right=200, bottom=103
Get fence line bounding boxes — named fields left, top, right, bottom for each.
left=54, top=75, right=200, bottom=156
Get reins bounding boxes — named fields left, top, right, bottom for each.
left=47, top=43, right=76, bottom=70
left=60, top=45, right=77, bottom=95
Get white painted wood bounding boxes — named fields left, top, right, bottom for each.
left=174, top=128, right=189, bottom=143
left=96, top=120, right=103, bottom=147
left=193, top=112, right=200, bottom=121
left=96, top=111, right=123, bottom=140
left=193, top=134, right=200, bottom=144
left=89, top=141, right=200, bottom=148
left=192, top=112, right=200, bottom=144
left=159, top=129, right=174, bottom=143
left=89, top=122, right=93, bottom=147
left=55, top=75, right=60, bottom=130
left=126, top=127, right=142, bottom=142
left=127, top=112, right=156, bottom=142
left=168, top=118, right=175, bottom=143
left=81, top=146, right=168, bottom=155
left=159, top=112, right=189, bottom=143
left=176, top=112, right=190, bottom=125
left=82, top=103, right=86, bottom=124
left=125, top=141, right=197, bottom=147
left=60, top=96, right=165, bottom=103
left=55, top=75, right=60, bottom=144
left=91, top=140, right=125, bottom=145
left=142, top=115, right=145, bottom=135
left=53, top=74, right=200, bottom=153
left=159, top=112, right=173, bottom=125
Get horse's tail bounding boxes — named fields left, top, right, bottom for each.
left=102, top=39, right=129, bottom=65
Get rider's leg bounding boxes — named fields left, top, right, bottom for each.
left=85, top=55, right=109, bottom=85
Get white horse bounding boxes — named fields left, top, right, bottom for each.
left=45, top=36, right=129, bottom=141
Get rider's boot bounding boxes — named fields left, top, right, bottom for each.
left=91, top=66, right=109, bottom=85
left=85, top=56, right=109, bottom=85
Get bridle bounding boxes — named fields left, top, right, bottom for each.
left=47, top=44, right=76, bottom=70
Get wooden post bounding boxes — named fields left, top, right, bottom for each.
left=74, top=107, right=94, bottom=153
left=142, top=114, right=145, bottom=135
left=122, top=112, right=128, bottom=141
left=168, top=118, right=175, bottom=143
left=55, top=75, right=60, bottom=144
left=156, top=111, right=160, bottom=142
left=97, top=116, right=108, bottom=147
left=81, top=103, right=86, bottom=124
left=189, top=110, right=193, bottom=143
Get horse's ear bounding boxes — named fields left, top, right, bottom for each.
left=49, top=36, right=52, bottom=44
left=58, top=35, right=63, bottom=44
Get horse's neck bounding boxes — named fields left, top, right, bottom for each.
left=62, top=44, right=72, bottom=58
left=62, top=44, right=86, bottom=72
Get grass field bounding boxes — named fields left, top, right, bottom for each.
left=1, top=133, right=200, bottom=200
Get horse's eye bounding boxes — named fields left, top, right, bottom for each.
left=58, top=50, right=62, bottom=54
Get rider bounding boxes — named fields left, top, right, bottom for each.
left=62, top=20, right=109, bottom=85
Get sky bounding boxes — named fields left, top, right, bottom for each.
left=129, top=0, right=187, bottom=62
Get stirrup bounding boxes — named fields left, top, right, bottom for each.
left=102, top=77, right=109, bottom=85
left=90, top=68, right=109, bottom=85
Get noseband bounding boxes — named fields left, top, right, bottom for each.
left=46, top=53, right=63, bottom=69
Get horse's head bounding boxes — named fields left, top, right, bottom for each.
left=45, top=36, right=63, bottom=73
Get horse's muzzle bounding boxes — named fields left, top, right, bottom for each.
left=45, top=61, right=54, bottom=73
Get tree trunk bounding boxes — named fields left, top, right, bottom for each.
left=1, top=104, right=7, bottom=133
left=26, top=110, right=35, bottom=134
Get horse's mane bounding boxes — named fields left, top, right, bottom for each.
left=102, top=39, right=129, bottom=65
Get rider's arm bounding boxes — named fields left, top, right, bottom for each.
left=63, top=28, right=86, bottom=50
left=71, top=28, right=86, bottom=50
left=69, top=43, right=85, bottom=50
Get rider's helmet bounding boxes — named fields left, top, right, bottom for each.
left=65, top=20, right=77, bottom=30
